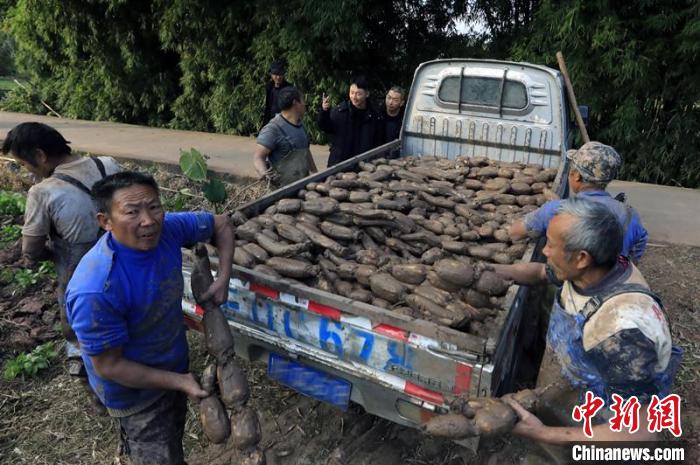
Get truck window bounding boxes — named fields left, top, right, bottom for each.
left=438, top=76, right=528, bottom=110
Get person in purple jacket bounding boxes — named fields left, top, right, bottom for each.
left=509, top=141, right=648, bottom=263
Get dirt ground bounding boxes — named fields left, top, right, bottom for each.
left=0, top=159, right=698, bottom=465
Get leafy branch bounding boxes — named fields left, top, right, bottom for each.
left=178, top=148, right=227, bottom=213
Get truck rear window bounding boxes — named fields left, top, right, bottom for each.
left=438, top=76, right=528, bottom=110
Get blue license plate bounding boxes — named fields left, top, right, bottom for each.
left=268, top=353, right=352, bottom=410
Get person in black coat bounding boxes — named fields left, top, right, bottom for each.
left=382, top=85, right=406, bottom=143
left=381, top=85, right=406, bottom=158
left=318, top=76, right=384, bottom=167
left=262, top=61, right=293, bottom=129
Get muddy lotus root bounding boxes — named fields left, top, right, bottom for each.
left=199, top=395, right=231, bottom=444
left=233, top=155, right=555, bottom=333
left=423, top=388, right=543, bottom=439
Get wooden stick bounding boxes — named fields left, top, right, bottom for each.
left=13, top=79, right=63, bottom=118
left=556, top=51, right=590, bottom=143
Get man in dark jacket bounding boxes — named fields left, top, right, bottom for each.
left=262, top=61, right=293, bottom=129
left=381, top=85, right=406, bottom=158
left=382, top=85, right=405, bottom=143
left=318, top=76, right=384, bottom=167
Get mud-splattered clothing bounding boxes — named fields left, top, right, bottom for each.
left=524, top=190, right=648, bottom=262
left=547, top=258, right=679, bottom=404
left=118, top=390, right=187, bottom=465
left=23, top=156, right=120, bottom=244
left=23, top=156, right=120, bottom=337
left=66, top=212, right=214, bottom=416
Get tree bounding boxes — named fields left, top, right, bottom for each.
left=510, top=0, right=700, bottom=187
left=5, top=0, right=180, bottom=124
left=3, top=0, right=475, bottom=140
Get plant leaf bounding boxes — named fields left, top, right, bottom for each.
left=202, top=179, right=226, bottom=204
left=179, top=148, right=208, bottom=182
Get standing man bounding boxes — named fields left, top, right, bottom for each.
left=318, top=75, right=384, bottom=167
left=262, top=60, right=293, bottom=129
left=66, top=171, right=234, bottom=465
left=382, top=86, right=406, bottom=143
left=381, top=85, right=406, bottom=158
left=254, top=87, right=317, bottom=186
left=1, top=122, right=120, bottom=404
left=478, top=197, right=680, bottom=459
left=509, top=141, right=648, bottom=262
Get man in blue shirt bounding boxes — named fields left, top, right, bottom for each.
left=66, top=171, right=234, bottom=465
left=509, top=141, right=648, bottom=262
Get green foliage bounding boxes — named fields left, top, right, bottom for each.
left=3, top=342, right=58, bottom=381
left=4, top=0, right=179, bottom=125
left=510, top=0, right=700, bottom=187
left=13, top=268, right=40, bottom=290
left=0, top=20, right=16, bottom=76
left=0, top=190, right=25, bottom=215
left=178, top=148, right=227, bottom=208
left=0, top=77, right=16, bottom=91
left=0, top=223, right=21, bottom=246
left=38, top=260, right=56, bottom=278
left=3, top=0, right=473, bottom=140
left=178, top=148, right=208, bottom=182
left=161, top=189, right=191, bottom=212
left=0, top=262, right=55, bottom=291
left=202, top=179, right=226, bottom=204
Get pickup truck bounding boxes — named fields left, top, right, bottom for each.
left=181, top=58, right=575, bottom=429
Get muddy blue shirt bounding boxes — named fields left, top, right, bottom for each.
left=549, top=259, right=676, bottom=403
left=66, top=212, right=214, bottom=416
left=523, top=190, right=648, bottom=262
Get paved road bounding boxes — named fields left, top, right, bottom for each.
left=2, top=111, right=699, bottom=246
left=0, top=111, right=330, bottom=179
left=608, top=181, right=700, bottom=247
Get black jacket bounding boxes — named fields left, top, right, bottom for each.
left=382, top=106, right=404, bottom=143
left=318, top=100, right=384, bottom=167
left=262, top=80, right=293, bottom=129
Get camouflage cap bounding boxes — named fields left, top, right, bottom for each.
left=566, top=141, right=621, bottom=183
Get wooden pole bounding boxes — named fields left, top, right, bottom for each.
left=556, top=51, right=590, bottom=143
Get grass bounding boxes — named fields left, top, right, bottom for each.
left=0, top=77, right=17, bottom=92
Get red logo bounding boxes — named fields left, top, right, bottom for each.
left=647, top=394, right=682, bottom=437
left=609, top=394, right=640, bottom=433
left=572, top=391, right=605, bottom=438
left=573, top=392, right=683, bottom=438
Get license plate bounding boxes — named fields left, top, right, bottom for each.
left=268, top=353, right=352, bottom=410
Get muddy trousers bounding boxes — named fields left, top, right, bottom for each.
left=118, top=391, right=188, bottom=465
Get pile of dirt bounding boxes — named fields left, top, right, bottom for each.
left=0, top=241, right=60, bottom=357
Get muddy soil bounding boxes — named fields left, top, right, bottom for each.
left=639, top=243, right=700, bottom=463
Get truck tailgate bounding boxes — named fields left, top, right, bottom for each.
left=181, top=263, right=490, bottom=421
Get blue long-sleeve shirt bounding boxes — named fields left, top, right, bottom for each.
left=523, top=190, right=648, bottom=262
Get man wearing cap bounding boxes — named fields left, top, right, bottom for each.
left=262, top=60, right=293, bottom=129
left=509, top=141, right=648, bottom=263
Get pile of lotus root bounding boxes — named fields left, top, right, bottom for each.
left=229, top=155, right=556, bottom=336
